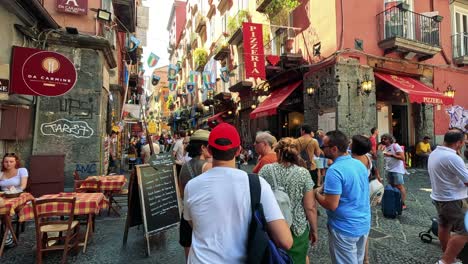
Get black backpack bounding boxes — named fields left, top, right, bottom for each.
left=246, top=173, right=293, bottom=264
left=299, top=140, right=312, bottom=169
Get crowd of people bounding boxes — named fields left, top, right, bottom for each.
left=169, top=123, right=468, bottom=264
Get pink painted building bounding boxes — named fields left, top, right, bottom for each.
left=284, top=0, right=468, bottom=145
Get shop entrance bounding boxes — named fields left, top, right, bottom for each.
left=391, top=104, right=409, bottom=146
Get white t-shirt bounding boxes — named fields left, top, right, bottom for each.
left=141, top=143, right=160, bottom=164
left=173, top=139, right=185, bottom=165
left=183, top=167, right=284, bottom=264
left=384, top=143, right=406, bottom=174
left=428, top=146, right=468, bottom=201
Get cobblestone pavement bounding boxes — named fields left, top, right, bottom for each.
left=0, top=166, right=448, bottom=263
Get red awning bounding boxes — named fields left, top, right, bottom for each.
left=208, top=111, right=226, bottom=123
left=375, top=72, right=454, bottom=105
left=250, top=81, right=302, bottom=119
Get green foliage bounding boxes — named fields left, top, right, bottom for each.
left=193, top=48, right=208, bottom=67
left=263, top=26, right=271, bottom=48
left=227, top=10, right=251, bottom=35
left=265, top=0, right=300, bottom=19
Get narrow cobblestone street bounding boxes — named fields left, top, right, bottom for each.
left=1, top=166, right=449, bottom=264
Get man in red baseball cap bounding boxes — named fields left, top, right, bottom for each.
left=182, top=123, right=292, bottom=263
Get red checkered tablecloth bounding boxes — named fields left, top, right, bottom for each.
left=82, top=175, right=127, bottom=192
left=0, top=193, right=35, bottom=216
left=18, top=192, right=108, bottom=222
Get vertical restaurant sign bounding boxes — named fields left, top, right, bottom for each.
left=10, top=46, right=77, bottom=97
left=242, top=22, right=265, bottom=79
left=56, top=0, right=88, bottom=15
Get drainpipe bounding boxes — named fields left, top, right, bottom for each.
left=431, top=0, right=451, bottom=65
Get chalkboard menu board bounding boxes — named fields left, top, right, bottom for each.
left=137, top=164, right=180, bottom=234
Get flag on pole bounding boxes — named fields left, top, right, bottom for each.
left=147, top=53, right=159, bottom=68
left=168, top=64, right=177, bottom=80
left=220, top=67, right=229, bottom=83
left=202, top=71, right=211, bottom=84
left=189, top=71, right=199, bottom=84
left=169, top=80, right=177, bottom=91
left=187, top=82, right=195, bottom=93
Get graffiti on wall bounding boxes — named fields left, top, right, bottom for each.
left=75, top=163, right=97, bottom=174
left=40, top=118, right=94, bottom=138
left=447, top=105, right=468, bottom=131
left=58, top=98, right=95, bottom=119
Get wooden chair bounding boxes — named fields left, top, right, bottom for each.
left=73, top=179, right=101, bottom=193
left=73, top=171, right=81, bottom=181
left=0, top=214, right=19, bottom=257
left=32, top=198, right=79, bottom=264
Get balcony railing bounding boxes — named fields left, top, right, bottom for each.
left=377, top=6, right=441, bottom=47
left=213, top=35, right=229, bottom=61
left=452, top=33, right=468, bottom=58
left=234, top=63, right=246, bottom=83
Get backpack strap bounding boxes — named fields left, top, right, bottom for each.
left=186, top=159, right=196, bottom=179
left=248, top=173, right=261, bottom=212
left=271, top=169, right=279, bottom=191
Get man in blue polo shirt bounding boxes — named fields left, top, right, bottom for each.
left=314, top=130, right=370, bottom=264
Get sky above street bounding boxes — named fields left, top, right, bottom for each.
left=142, top=0, right=172, bottom=76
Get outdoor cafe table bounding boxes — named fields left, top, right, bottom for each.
left=0, top=192, right=35, bottom=256
left=82, top=175, right=127, bottom=192
left=19, top=192, right=108, bottom=253
left=82, top=175, right=127, bottom=216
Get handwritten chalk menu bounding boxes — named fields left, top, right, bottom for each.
left=136, top=158, right=180, bottom=235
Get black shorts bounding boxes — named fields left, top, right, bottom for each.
left=433, top=199, right=468, bottom=234
left=179, top=213, right=192, bottom=247
left=309, top=169, right=318, bottom=188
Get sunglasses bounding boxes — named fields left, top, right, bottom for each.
left=3, top=153, right=16, bottom=157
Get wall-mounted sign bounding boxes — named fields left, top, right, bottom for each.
left=56, top=0, right=88, bottom=15
left=243, top=22, right=266, bottom=79
left=10, top=46, right=77, bottom=97
left=0, top=79, right=8, bottom=93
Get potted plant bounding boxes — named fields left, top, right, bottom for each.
left=194, top=48, right=208, bottom=70
left=227, top=10, right=251, bottom=36
left=265, top=0, right=300, bottom=20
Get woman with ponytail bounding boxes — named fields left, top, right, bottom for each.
left=258, top=137, right=318, bottom=264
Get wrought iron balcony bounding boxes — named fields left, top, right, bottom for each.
left=452, top=33, right=468, bottom=66
left=227, top=10, right=250, bottom=45
left=377, top=5, right=442, bottom=60
left=228, top=64, right=253, bottom=93
left=195, top=13, right=206, bottom=33
left=212, top=36, right=230, bottom=61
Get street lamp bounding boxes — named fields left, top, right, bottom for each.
left=357, top=75, right=373, bottom=96
left=306, top=87, right=315, bottom=96
left=444, top=85, right=456, bottom=98
left=97, top=9, right=112, bottom=22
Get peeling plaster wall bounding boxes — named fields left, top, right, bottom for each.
left=33, top=46, right=108, bottom=188
left=304, top=58, right=377, bottom=138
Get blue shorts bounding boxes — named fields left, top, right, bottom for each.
left=387, top=171, right=404, bottom=185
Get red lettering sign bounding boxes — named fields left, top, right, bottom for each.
left=10, top=46, right=77, bottom=97
left=56, top=0, right=88, bottom=15
left=243, top=22, right=266, bottom=79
